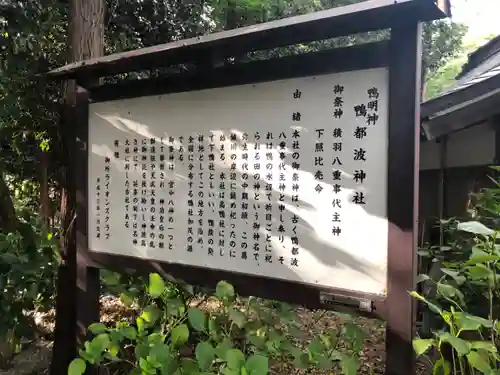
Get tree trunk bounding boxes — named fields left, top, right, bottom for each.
left=50, top=0, right=105, bottom=374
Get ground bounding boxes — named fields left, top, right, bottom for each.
left=0, top=297, right=431, bottom=375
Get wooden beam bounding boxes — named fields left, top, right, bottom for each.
left=421, top=71, right=500, bottom=120
left=425, top=89, right=500, bottom=139
left=386, top=21, right=422, bottom=375
left=87, top=41, right=390, bottom=102
left=46, top=0, right=448, bottom=81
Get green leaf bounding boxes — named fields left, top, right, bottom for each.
left=122, top=326, right=137, bottom=340
left=308, top=336, right=325, bottom=357
left=139, top=357, right=156, bottom=374
left=68, top=358, right=86, bottom=375
left=149, top=343, right=171, bottom=362
left=436, top=283, right=458, bottom=298
left=109, top=342, right=119, bottom=357
left=135, top=343, right=150, bottom=362
left=195, top=341, right=215, bottom=370
left=166, top=298, right=186, bottom=317
left=467, top=265, right=494, bottom=279
left=180, top=359, right=198, bottom=374
left=148, top=273, right=166, bottom=298
left=141, top=305, right=161, bottom=324
left=102, top=271, right=120, bottom=286
left=416, top=274, right=431, bottom=283
left=91, top=333, right=110, bottom=352
left=343, top=322, right=367, bottom=352
left=409, top=291, right=442, bottom=313
left=229, top=308, right=246, bottom=328
left=215, top=338, right=233, bottom=359
left=244, top=354, right=268, bottom=375
left=288, top=325, right=306, bottom=339
left=432, top=358, right=451, bottom=375
left=136, top=317, right=146, bottom=333
left=413, top=339, right=435, bottom=357
left=455, top=313, right=493, bottom=331
left=466, top=351, right=492, bottom=373
left=470, top=341, right=497, bottom=352
left=120, top=292, right=135, bottom=307
left=147, top=332, right=165, bottom=345
left=160, top=353, right=179, bottom=375
left=246, top=333, right=266, bottom=348
left=88, top=323, right=107, bottom=335
left=225, top=348, right=245, bottom=370
left=215, top=280, right=235, bottom=301
left=187, top=307, right=206, bottom=332
left=171, top=324, right=189, bottom=346
left=340, top=355, right=359, bottom=375
left=208, top=317, right=221, bottom=341
left=457, top=221, right=495, bottom=236
left=440, top=269, right=466, bottom=285
left=291, top=351, right=309, bottom=369
left=438, top=332, right=471, bottom=356
left=466, top=254, right=500, bottom=265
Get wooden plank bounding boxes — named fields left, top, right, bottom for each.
left=88, top=41, right=390, bottom=102
left=421, top=71, right=500, bottom=120
left=425, top=90, right=500, bottom=139
left=47, top=0, right=448, bottom=80
left=385, top=22, right=422, bottom=375
left=75, top=86, right=101, bottom=375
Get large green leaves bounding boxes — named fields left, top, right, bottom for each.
left=148, top=273, right=166, bottom=298
left=413, top=339, right=435, bottom=357
left=68, top=358, right=86, bottom=375
left=171, top=324, right=189, bottom=347
left=188, top=307, right=207, bottom=332
left=195, top=341, right=215, bottom=370
left=457, top=221, right=495, bottom=236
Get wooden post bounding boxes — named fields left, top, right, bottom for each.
left=386, top=21, right=422, bottom=375
left=50, top=0, right=105, bottom=374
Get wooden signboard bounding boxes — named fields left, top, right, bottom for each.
left=89, top=67, right=389, bottom=298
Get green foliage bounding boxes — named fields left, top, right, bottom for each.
left=70, top=277, right=368, bottom=374
left=0, top=218, right=59, bottom=368
left=412, top=167, right=500, bottom=374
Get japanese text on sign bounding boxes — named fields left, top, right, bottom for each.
left=88, top=68, right=389, bottom=295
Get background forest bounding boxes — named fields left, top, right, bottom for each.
left=0, top=0, right=481, bottom=374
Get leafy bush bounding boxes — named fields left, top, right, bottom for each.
left=412, top=169, right=500, bottom=374
left=0, top=220, right=59, bottom=368
left=69, top=275, right=368, bottom=375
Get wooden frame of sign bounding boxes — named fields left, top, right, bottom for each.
left=47, top=1, right=450, bottom=374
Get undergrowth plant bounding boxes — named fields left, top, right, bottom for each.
left=69, top=275, right=367, bottom=375
left=412, top=167, right=500, bottom=375
left=0, top=221, right=58, bottom=368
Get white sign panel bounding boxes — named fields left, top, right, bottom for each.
left=89, top=68, right=389, bottom=295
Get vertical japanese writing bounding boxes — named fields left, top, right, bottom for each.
left=332, top=83, right=344, bottom=236
left=148, top=137, right=157, bottom=249
left=207, top=134, right=216, bottom=256
left=218, top=134, right=226, bottom=257
left=197, top=134, right=205, bottom=252
left=140, top=139, right=148, bottom=247
left=103, top=156, right=111, bottom=239
left=351, top=87, right=379, bottom=205
left=240, top=132, right=249, bottom=262
left=167, top=137, right=175, bottom=251
left=95, top=176, right=101, bottom=240
left=228, top=132, right=237, bottom=259
left=131, top=139, right=139, bottom=245
left=186, top=136, right=194, bottom=252
left=252, top=131, right=261, bottom=263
